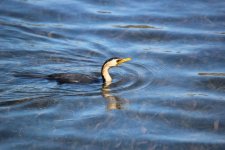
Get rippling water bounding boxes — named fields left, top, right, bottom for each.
left=1, top=0, right=225, bottom=149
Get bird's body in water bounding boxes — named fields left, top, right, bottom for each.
left=47, top=73, right=99, bottom=84
left=15, top=57, right=131, bottom=84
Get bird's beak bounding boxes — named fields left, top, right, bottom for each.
left=117, top=58, right=132, bottom=65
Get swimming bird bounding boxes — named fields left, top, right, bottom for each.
left=47, top=57, right=131, bottom=84
left=15, top=57, right=131, bottom=84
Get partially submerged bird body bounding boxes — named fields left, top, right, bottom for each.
left=47, top=73, right=99, bottom=84
left=15, top=57, right=131, bottom=84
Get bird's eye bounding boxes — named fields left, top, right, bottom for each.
left=116, top=59, right=121, bottom=63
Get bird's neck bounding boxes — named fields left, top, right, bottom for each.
left=101, top=66, right=112, bottom=83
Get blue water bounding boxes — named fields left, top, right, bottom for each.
left=0, top=0, right=225, bottom=149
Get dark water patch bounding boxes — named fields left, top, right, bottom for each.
left=0, top=97, right=37, bottom=108
left=0, top=50, right=58, bottom=58
left=77, top=28, right=225, bottom=44
left=1, top=136, right=224, bottom=150
left=97, top=10, right=112, bottom=14
left=0, top=19, right=66, bottom=40
left=147, top=48, right=225, bottom=70
left=199, top=72, right=225, bottom=76
left=196, top=77, right=225, bottom=92
left=0, top=0, right=75, bottom=23
left=79, top=0, right=128, bottom=7
left=0, top=96, right=59, bottom=121
left=0, top=50, right=77, bottom=71
left=114, top=25, right=159, bottom=29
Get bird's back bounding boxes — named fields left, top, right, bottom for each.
left=47, top=73, right=100, bottom=84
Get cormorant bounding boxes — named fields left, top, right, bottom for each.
left=15, top=57, right=131, bottom=84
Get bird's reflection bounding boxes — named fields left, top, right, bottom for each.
left=101, top=82, right=129, bottom=110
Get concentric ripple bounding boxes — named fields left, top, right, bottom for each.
left=110, top=63, right=154, bottom=93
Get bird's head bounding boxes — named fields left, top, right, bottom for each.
left=103, top=57, right=132, bottom=68
left=101, top=57, right=132, bottom=83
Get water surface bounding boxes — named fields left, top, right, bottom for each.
left=0, top=0, right=225, bottom=149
